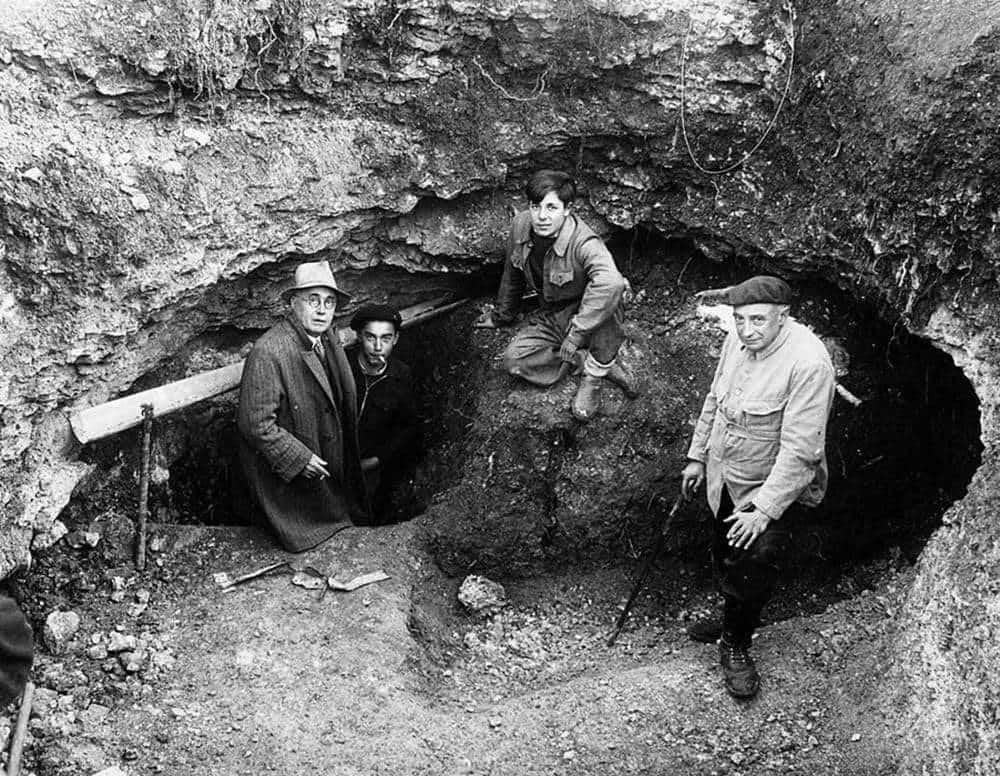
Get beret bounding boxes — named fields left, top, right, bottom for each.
left=725, top=275, right=793, bottom=306
left=350, top=304, right=402, bottom=332
left=0, top=596, right=33, bottom=706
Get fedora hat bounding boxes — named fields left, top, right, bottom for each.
left=282, top=261, right=352, bottom=304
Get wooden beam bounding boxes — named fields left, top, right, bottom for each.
left=69, top=361, right=244, bottom=445
left=68, top=297, right=468, bottom=445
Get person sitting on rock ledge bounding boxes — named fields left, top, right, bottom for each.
left=680, top=275, right=836, bottom=699
left=474, top=169, right=638, bottom=421
left=237, top=260, right=371, bottom=552
left=348, top=303, right=418, bottom=523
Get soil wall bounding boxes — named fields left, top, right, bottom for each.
left=1, top=0, right=999, bottom=771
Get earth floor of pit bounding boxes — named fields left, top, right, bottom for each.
left=21, top=522, right=907, bottom=776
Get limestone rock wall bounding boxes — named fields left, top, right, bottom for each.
left=1, top=0, right=1000, bottom=770
left=0, top=0, right=783, bottom=569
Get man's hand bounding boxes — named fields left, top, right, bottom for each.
left=473, top=311, right=499, bottom=329
left=693, top=285, right=732, bottom=305
left=559, top=335, right=581, bottom=363
left=302, top=454, right=330, bottom=480
left=622, top=277, right=635, bottom=306
left=723, top=508, right=772, bottom=550
left=361, top=457, right=380, bottom=473
left=680, top=460, right=705, bottom=499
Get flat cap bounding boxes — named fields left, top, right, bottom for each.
left=350, top=303, right=403, bottom=332
left=725, top=275, right=793, bottom=306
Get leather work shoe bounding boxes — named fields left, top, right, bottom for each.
left=572, top=375, right=603, bottom=421
left=686, top=618, right=724, bottom=644
left=719, top=639, right=760, bottom=699
left=605, top=361, right=641, bottom=399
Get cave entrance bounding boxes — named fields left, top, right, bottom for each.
left=58, top=228, right=983, bottom=612
left=601, top=227, right=984, bottom=622
left=60, top=273, right=491, bottom=538
left=405, top=228, right=985, bottom=706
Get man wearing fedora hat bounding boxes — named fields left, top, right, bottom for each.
left=237, top=260, right=371, bottom=551
left=680, top=275, right=836, bottom=699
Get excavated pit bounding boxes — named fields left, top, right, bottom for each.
left=29, top=227, right=985, bottom=776
left=397, top=231, right=984, bottom=697
left=56, top=229, right=982, bottom=636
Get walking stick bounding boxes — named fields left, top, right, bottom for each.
left=607, top=492, right=690, bottom=646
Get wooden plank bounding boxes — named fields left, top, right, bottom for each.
left=68, top=296, right=469, bottom=445
left=69, top=361, right=245, bottom=444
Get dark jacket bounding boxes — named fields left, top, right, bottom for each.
left=237, top=315, right=370, bottom=551
left=349, top=355, right=418, bottom=472
left=495, top=210, right=625, bottom=337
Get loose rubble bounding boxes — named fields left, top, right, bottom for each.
left=458, top=575, right=508, bottom=616
left=43, top=611, right=81, bottom=655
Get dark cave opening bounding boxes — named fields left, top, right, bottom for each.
left=58, top=227, right=983, bottom=606
left=601, top=226, right=984, bottom=625
left=61, top=268, right=494, bottom=534
left=618, top=227, right=983, bottom=551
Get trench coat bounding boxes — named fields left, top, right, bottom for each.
left=237, top=314, right=371, bottom=551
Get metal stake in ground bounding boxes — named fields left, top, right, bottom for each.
left=607, top=491, right=690, bottom=646
left=135, top=402, right=154, bottom=571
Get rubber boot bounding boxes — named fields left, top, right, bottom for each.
left=572, top=375, right=603, bottom=421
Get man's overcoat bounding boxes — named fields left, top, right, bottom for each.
left=237, top=314, right=370, bottom=551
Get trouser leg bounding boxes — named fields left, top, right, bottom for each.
left=502, top=309, right=569, bottom=386
left=712, top=490, right=791, bottom=647
left=503, top=303, right=626, bottom=385
left=583, top=303, right=626, bottom=368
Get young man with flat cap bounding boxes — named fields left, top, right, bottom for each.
left=237, top=261, right=370, bottom=551
left=474, top=169, right=637, bottom=421
left=681, top=275, right=835, bottom=698
left=348, top=304, right=418, bottom=522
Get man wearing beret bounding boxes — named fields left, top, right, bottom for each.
left=348, top=304, right=418, bottom=523
left=681, top=275, right=836, bottom=698
left=474, top=169, right=637, bottom=421
left=237, top=261, right=371, bottom=551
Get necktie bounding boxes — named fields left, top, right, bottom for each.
left=313, top=339, right=326, bottom=361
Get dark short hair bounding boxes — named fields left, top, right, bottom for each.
left=524, top=170, right=576, bottom=206
left=350, top=303, right=402, bottom=333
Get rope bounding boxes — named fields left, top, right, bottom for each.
left=679, top=1, right=797, bottom=175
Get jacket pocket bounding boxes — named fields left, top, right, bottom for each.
left=721, top=396, right=786, bottom=465
left=550, top=269, right=574, bottom=287
left=741, top=397, right=787, bottom=438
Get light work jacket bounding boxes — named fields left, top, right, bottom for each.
left=687, top=319, right=836, bottom=520
left=494, top=210, right=625, bottom=337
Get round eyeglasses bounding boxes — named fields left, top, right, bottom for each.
left=299, top=293, right=337, bottom=311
